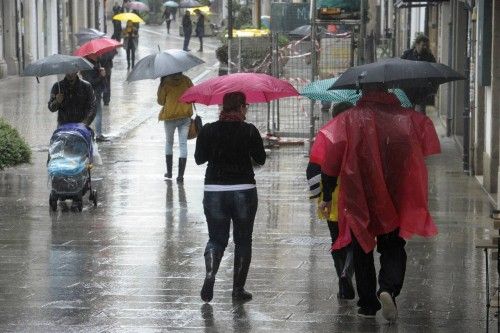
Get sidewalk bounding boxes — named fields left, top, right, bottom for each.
left=0, top=24, right=497, bottom=331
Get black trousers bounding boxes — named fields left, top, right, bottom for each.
left=352, top=229, right=407, bottom=310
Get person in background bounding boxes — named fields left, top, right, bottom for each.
left=182, top=10, right=192, bottom=52
left=194, top=9, right=205, bottom=52
left=122, top=20, right=138, bottom=69
left=195, top=92, right=266, bottom=303
left=111, top=2, right=123, bottom=42
left=162, top=7, right=173, bottom=34
left=98, top=50, right=117, bottom=106
left=48, top=72, right=96, bottom=127
left=306, top=102, right=355, bottom=301
left=157, top=72, right=194, bottom=182
left=81, top=59, right=106, bottom=141
left=401, top=34, right=437, bottom=115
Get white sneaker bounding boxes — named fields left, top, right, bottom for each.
left=379, top=291, right=398, bottom=322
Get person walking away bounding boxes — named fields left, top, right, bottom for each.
left=194, top=9, right=205, bottom=52
left=163, top=7, right=173, bottom=34
left=98, top=50, right=117, bottom=106
left=306, top=102, right=355, bottom=301
left=195, top=92, right=266, bottom=303
left=48, top=72, right=96, bottom=127
left=311, top=84, right=441, bottom=322
left=157, top=72, right=194, bottom=182
left=81, top=59, right=106, bottom=141
left=111, top=2, right=123, bottom=42
left=182, top=10, right=192, bottom=51
left=401, top=34, right=437, bottom=115
left=122, top=20, right=138, bottom=69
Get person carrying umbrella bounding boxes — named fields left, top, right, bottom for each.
left=111, top=2, right=123, bottom=42
left=162, top=7, right=173, bottom=34
left=157, top=72, right=194, bottom=182
left=122, top=20, right=139, bottom=69
left=401, top=34, right=437, bottom=115
left=195, top=92, right=266, bottom=303
left=81, top=58, right=107, bottom=141
left=311, top=83, right=441, bottom=322
left=98, top=50, right=118, bottom=106
left=47, top=72, right=96, bottom=128
left=182, top=10, right=192, bottom=52
left=194, top=9, right=204, bottom=52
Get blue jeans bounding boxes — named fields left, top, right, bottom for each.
left=163, top=117, right=190, bottom=158
left=203, top=188, right=258, bottom=257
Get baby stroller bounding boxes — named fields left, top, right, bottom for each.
left=47, top=123, right=97, bottom=212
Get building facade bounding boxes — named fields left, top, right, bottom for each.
left=0, top=0, right=106, bottom=78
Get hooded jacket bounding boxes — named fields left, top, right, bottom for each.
left=310, top=91, right=441, bottom=253
left=157, top=74, right=194, bottom=121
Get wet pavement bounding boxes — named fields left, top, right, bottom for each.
left=0, top=21, right=498, bottom=333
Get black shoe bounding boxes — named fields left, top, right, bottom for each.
left=232, top=253, right=252, bottom=302
left=164, top=155, right=173, bottom=179
left=176, top=157, right=186, bottom=183
left=95, top=135, right=108, bottom=142
left=103, top=102, right=109, bottom=106
left=378, top=291, right=398, bottom=322
left=357, top=307, right=378, bottom=318
left=232, top=289, right=252, bottom=301
left=200, top=251, right=222, bottom=303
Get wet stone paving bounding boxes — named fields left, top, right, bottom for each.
left=0, top=22, right=498, bottom=333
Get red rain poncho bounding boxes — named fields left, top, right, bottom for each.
left=310, top=91, right=441, bottom=253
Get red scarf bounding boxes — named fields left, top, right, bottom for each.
left=219, top=111, right=245, bottom=122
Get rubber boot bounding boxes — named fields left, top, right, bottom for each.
left=164, top=155, right=173, bottom=179
left=332, top=249, right=355, bottom=300
left=232, top=254, right=252, bottom=301
left=176, top=157, right=187, bottom=183
left=200, top=250, right=222, bottom=302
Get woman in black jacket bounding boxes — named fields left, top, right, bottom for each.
left=195, top=92, right=266, bottom=303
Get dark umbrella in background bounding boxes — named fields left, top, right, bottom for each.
left=329, top=58, right=464, bottom=90
left=74, top=28, right=106, bottom=46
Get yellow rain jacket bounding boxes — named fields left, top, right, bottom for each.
left=157, top=74, right=193, bottom=121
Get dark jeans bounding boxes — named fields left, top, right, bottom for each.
left=352, top=229, right=407, bottom=310
left=183, top=32, right=191, bottom=51
left=198, top=35, right=203, bottom=51
left=203, top=188, right=258, bottom=258
left=327, top=221, right=354, bottom=278
left=166, top=20, right=171, bottom=34
left=103, top=71, right=111, bottom=104
left=126, top=46, right=135, bottom=67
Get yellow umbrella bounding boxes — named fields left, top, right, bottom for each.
left=186, top=6, right=210, bottom=15
left=112, top=12, right=144, bottom=23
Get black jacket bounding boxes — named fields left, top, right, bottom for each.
left=401, top=48, right=437, bottom=105
left=195, top=14, right=205, bottom=36
left=401, top=48, right=436, bottom=63
left=48, top=77, right=96, bottom=126
left=182, top=14, right=192, bottom=34
left=81, top=65, right=106, bottom=97
left=195, top=121, right=266, bottom=185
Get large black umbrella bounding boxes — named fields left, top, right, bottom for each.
left=329, top=58, right=464, bottom=90
left=22, top=54, right=94, bottom=77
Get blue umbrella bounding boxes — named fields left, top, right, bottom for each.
left=163, top=1, right=179, bottom=7
left=300, top=77, right=412, bottom=107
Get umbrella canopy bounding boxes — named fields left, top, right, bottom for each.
left=74, top=28, right=106, bottom=46
left=330, top=58, right=464, bottom=90
left=112, top=12, right=144, bottom=23
left=22, top=54, right=94, bottom=77
left=301, top=77, right=412, bottom=107
left=163, top=1, right=179, bottom=7
left=74, top=37, right=122, bottom=60
left=126, top=49, right=204, bottom=82
left=125, top=1, right=150, bottom=11
left=179, top=0, right=201, bottom=8
left=180, top=73, right=300, bottom=105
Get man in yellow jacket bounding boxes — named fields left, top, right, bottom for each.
left=157, top=72, right=194, bottom=182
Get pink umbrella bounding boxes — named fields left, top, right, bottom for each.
left=180, top=73, right=299, bottom=105
left=125, top=1, right=150, bottom=11
left=73, top=37, right=122, bottom=60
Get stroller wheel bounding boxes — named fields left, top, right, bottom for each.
left=49, top=193, right=58, bottom=211
left=90, top=190, right=98, bottom=207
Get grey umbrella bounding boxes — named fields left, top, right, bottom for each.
left=179, top=0, right=201, bottom=8
left=22, top=54, right=94, bottom=77
left=329, top=58, right=464, bottom=90
left=74, top=28, right=106, bottom=46
left=126, top=49, right=204, bottom=82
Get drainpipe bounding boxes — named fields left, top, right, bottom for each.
left=463, top=1, right=473, bottom=174
left=446, top=20, right=453, bottom=137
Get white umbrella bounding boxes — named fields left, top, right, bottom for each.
left=163, top=1, right=179, bottom=7
left=126, top=49, right=204, bottom=82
